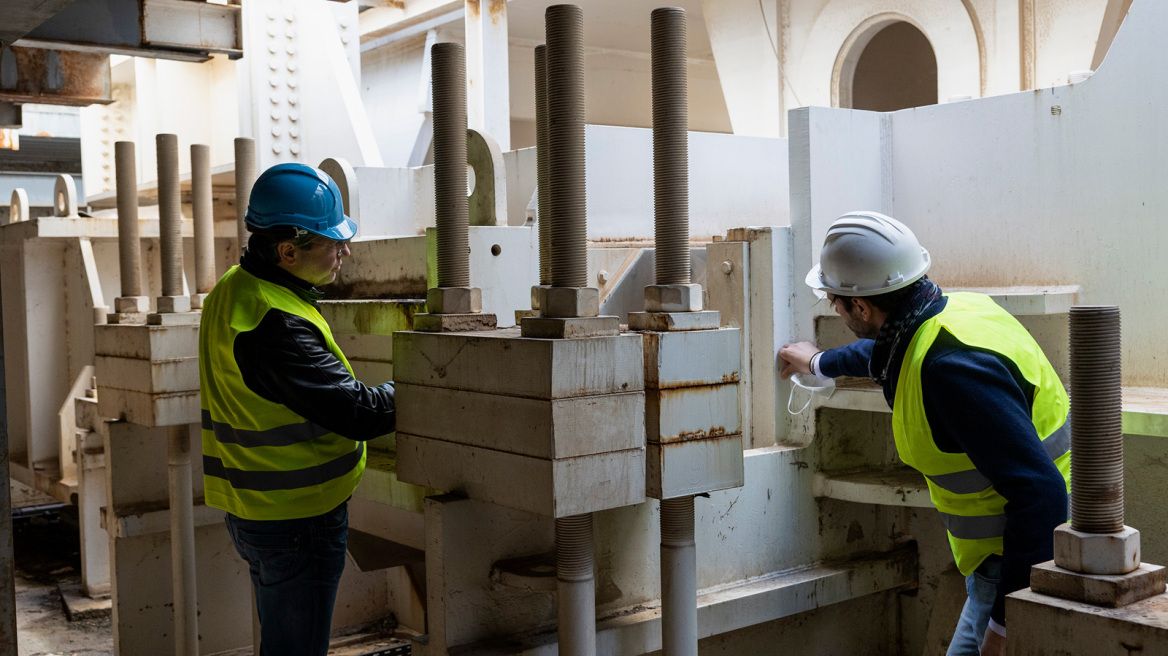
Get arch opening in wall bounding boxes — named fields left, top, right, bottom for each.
left=836, top=17, right=938, bottom=111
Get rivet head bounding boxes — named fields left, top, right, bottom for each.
left=287, top=77, right=298, bottom=89
left=286, top=61, right=297, bottom=73
left=721, top=261, right=733, bottom=275
left=289, top=143, right=300, bottom=155
left=340, top=17, right=351, bottom=28
left=288, top=94, right=299, bottom=106
left=268, top=44, right=279, bottom=54
left=288, top=110, right=300, bottom=122
left=267, top=26, right=278, bottom=37
left=271, top=126, right=282, bottom=137
left=289, top=127, right=300, bottom=138
left=272, top=144, right=283, bottom=154
left=268, top=59, right=279, bottom=71
left=341, top=35, right=351, bottom=45
left=271, top=109, right=282, bottom=120
left=285, top=27, right=296, bottom=38
left=269, top=75, right=281, bottom=88
left=286, top=45, right=296, bottom=55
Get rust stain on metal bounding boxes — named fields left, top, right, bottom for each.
left=0, top=47, right=112, bottom=106
left=655, top=430, right=740, bottom=446
left=466, top=0, right=480, bottom=17
left=488, top=0, right=506, bottom=24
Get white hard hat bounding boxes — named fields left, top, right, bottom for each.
left=805, top=211, right=930, bottom=298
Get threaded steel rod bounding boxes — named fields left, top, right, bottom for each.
left=234, top=138, right=256, bottom=252
left=535, top=44, right=552, bottom=287
left=191, top=144, right=215, bottom=294
left=1069, top=305, right=1124, bottom=533
left=168, top=424, right=199, bottom=656
left=652, top=7, right=690, bottom=286
left=545, top=4, right=587, bottom=288
left=661, top=496, right=697, bottom=656
left=431, top=42, right=471, bottom=289
left=114, top=141, right=143, bottom=297
left=556, top=514, right=596, bottom=656
left=156, top=134, right=184, bottom=298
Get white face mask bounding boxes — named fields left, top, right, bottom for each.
left=787, top=372, right=836, bottom=415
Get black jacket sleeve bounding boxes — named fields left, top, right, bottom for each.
left=233, top=309, right=396, bottom=441
left=921, top=342, right=1067, bottom=627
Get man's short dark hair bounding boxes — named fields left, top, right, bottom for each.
left=246, top=225, right=317, bottom=265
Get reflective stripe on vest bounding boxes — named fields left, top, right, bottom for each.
left=199, top=265, right=366, bottom=521
left=892, top=292, right=1071, bottom=577
left=924, top=422, right=1070, bottom=494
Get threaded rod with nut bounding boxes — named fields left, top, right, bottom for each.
left=652, top=7, right=690, bottom=286
left=234, top=138, right=256, bottom=252
left=114, top=141, right=143, bottom=298
left=1069, top=305, right=1124, bottom=533
left=156, top=133, right=184, bottom=299
left=431, top=42, right=471, bottom=289
left=535, top=44, right=552, bottom=287
left=191, top=144, right=215, bottom=295
left=545, top=4, right=587, bottom=288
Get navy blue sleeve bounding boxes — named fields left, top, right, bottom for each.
left=817, top=339, right=874, bottom=378
left=921, top=345, right=1067, bottom=628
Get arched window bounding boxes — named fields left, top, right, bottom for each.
left=848, top=21, right=937, bottom=111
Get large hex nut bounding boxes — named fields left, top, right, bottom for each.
left=156, top=295, right=191, bottom=314
left=1053, top=523, right=1141, bottom=575
left=542, top=286, right=600, bottom=318
left=115, top=296, right=151, bottom=313
left=644, top=284, right=703, bottom=312
left=426, top=287, right=482, bottom=314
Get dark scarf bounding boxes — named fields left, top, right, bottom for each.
left=239, top=246, right=326, bottom=305
left=868, top=277, right=944, bottom=397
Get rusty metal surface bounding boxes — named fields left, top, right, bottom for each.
left=0, top=46, right=111, bottom=106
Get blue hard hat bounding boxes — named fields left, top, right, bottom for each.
left=245, top=163, right=357, bottom=241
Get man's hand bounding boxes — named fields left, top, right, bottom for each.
left=778, top=341, right=820, bottom=380
left=981, top=627, right=1006, bottom=656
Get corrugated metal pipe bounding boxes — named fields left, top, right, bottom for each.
left=546, top=4, right=587, bottom=289
left=1069, top=305, right=1124, bottom=532
left=431, top=42, right=471, bottom=289
left=535, top=44, right=552, bottom=287
left=234, top=138, right=256, bottom=252
left=660, top=495, right=697, bottom=656
left=167, top=424, right=199, bottom=656
left=191, top=144, right=215, bottom=295
left=556, top=514, right=596, bottom=656
left=114, top=141, right=143, bottom=298
left=652, top=6, right=690, bottom=286
left=156, top=134, right=184, bottom=299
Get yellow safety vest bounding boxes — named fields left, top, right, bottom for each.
left=199, top=265, right=366, bottom=521
left=892, top=293, right=1071, bottom=576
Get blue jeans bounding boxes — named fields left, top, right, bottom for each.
left=225, top=502, right=349, bottom=656
left=946, top=556, right=1002, bottom=656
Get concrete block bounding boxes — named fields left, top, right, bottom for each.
left=1055, top=524, right=1141, bottom=575
left=349, top=359, right=394, bottom=385
left=627, top=310, right=722, bottom=332
left=106, top=312, right=148, bottom=325
left=644, top=283, right=703, bottom=312
left=94, top=323, right=200, bottom=360
left=413, top=312, right=498, bottom=333
left=1030, top=560, right=1167, bottom=607
left=95, top=356, right=199, bottom=394
left=396, top=383, right=644, bottom=458
left=1007, top=588, right=1168, bottom=654
left=646, top=383, right=740, bottom=443
left=520, top=315, right=619, bottom=338
left=642, top=327, right=741, bottom=389
left=333, top=333, right=395, bottom=362
left=542, top=286, right=600, bottom=318
left=114, top=296, right=150, bottom=313
left=426, top=286, right=482, bottom=314
left=646, top=434, right=744, bottom=499
left=155, top=295, right=191, bottom=314
left=394, top=329, right=643, bottom=398
left=318, top=299, right=426, bottom=336
left=96, top=387, right=200, bottom=426
left=147, top=311, right=201, bottom=326
left=397, top=433, right=645, bottom=517
left=189, top=293, right=208, bottom=309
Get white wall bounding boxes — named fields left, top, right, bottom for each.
left=791, top=0, right=1168, bottom=386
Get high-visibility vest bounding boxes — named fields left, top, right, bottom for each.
left=199, top=265, right=366, bottom=521
left=892, top=292, right=1071, bottom=576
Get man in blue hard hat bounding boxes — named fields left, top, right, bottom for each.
left=199, top=163, right=396, bottom=655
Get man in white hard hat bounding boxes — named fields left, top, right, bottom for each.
left=779, top=212, right=1070, bottom=656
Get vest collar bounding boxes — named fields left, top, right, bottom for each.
left=239, top=247, right=326, bottom=305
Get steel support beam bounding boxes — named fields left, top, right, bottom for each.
left=0, top=46, right=111, bottom=106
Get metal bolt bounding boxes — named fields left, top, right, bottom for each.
left=431, top=42, right=471, bottom=289
left=234, top=138, right=256, bottom=250
left=545, top=4, right=587, bottom=289
left=721, top=260, right=733, bottom=275
left=114, top=141, right=143, bottom=297
left=156, top=134, right=184, bottom=298
left=1051, top=105, right=1062, bottom=116
left=1069, top=306, right=1124, bottom=533
left=191, top=144, right=215, bottom=295
left=652, top=7, right=690, bottom=286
